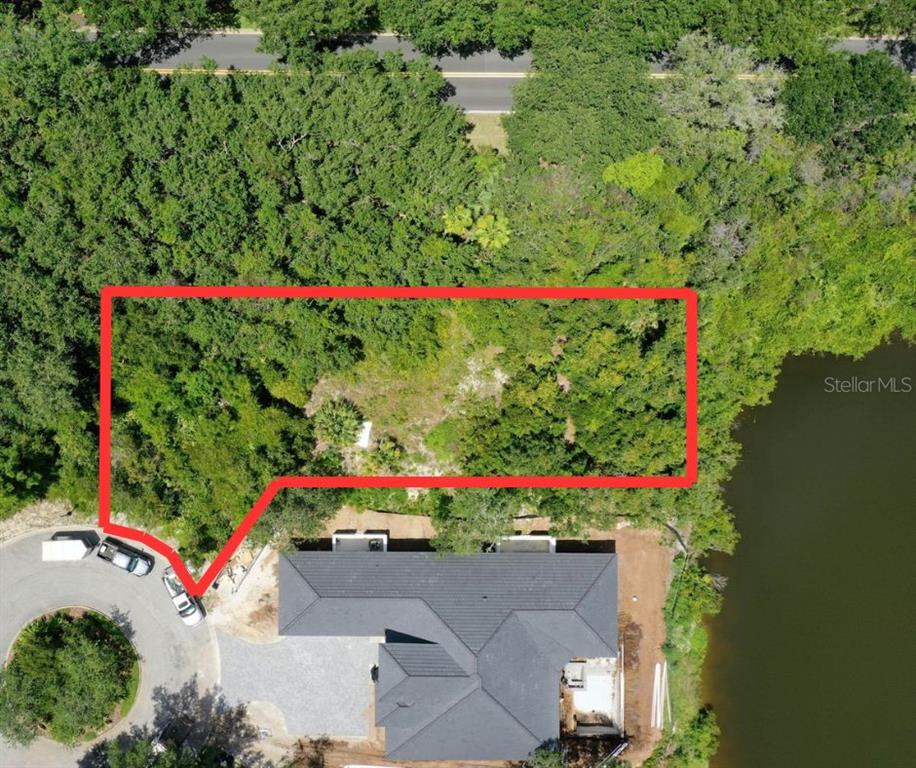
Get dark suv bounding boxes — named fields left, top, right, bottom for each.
left=96, top=536, right=153, bottom=576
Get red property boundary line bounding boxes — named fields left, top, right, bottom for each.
left=99, top=285, right=698, bottom=595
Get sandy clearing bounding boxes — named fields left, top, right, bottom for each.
left=205, top=546, right=279, bottom=643
left=615, top=526, right=673, bottom=763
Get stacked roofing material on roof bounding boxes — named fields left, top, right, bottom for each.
left=280, top=551, right=618, bottom=761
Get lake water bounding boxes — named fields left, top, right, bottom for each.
left=704, top=341, right=916, bottom=768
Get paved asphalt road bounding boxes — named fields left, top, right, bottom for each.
left=0, top=528, right=219, bottom=768
left=151, top=33, right=913, bottom=112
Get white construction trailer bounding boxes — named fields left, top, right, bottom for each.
left=41, top=538, right=92, bottom=561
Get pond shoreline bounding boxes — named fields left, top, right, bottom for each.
left=704, top=341, right=916, bottom=768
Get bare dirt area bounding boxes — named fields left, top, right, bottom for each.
left=205, top=546, right=279, bottom=643
left=321, top=507, right=436, bottom=540
left=613, top=526, right=673, bottom=764
left=285, top=735, right=511, bottom=768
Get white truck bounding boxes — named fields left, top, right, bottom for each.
left=41, top=533, right=93, bottom=561
left=161, top=567, right=204, bottom=626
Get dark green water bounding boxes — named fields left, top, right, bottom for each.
left=705, top=341, right=916, bottom=768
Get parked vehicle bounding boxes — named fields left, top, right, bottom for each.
left=96, top=536, right=153, bottom=576
left=41, top=532, right=93, bottom=561
left=162, top=567, right=205, bottom=626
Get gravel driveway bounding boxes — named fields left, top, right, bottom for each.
left=0, top=528, right=219, bottom=768
left=217, top=632, right=378, bottom=739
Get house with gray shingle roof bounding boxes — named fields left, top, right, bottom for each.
left=279, top=551, right=618, bottom=761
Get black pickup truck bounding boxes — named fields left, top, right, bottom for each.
left=96, top=536, right=153, bottom=576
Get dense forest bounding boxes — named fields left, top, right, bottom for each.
left=8, top=1, right=916, bottom=61
left=1, top=3, right=914, bottom=766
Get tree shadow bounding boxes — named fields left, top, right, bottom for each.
left=150, top=678, right=265, bottom=762
left=77, top=740, right=117, bottom=768
left=438, top=79, right=458, bottom=105
left=94, top=29, right=214, bottom=67
left=101, top=1, right=239, bottom=66
left=77, top=677, right=273, bottom=767
left=107, top=607, right=135, bottom=642
left=328, top=29, right=529, bottom=61
left=885, top=38, right=916, bottom=73
left=134, top=32, right=203, bottom=65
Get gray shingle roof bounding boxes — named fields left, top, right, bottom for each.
left=477, top=613, right=567, bottom=739
left=384, top=642, right=467, bottom=677
left=282, top=552, right=616, bottom=650
left=280, top=551, right=617, bottom=761
left=390, top=688, right=542, bottom=761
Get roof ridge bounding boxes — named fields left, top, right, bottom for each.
left=281, top=593, right=476, bottom=673
left=573, top=554, right=617, bottom=640
left=426, top=552, right=614, bottom=652
left=415, top=595, right=479, bottom=664
left=516, top=609, right=579, bottom=655
left=379, top=643, right=406, bottom=675
left=376, top=644, right=408, bottom=703
left=477, top=612, right=567, bottom=740
left=475, top=686, right=543, bottom=744
left=574, top=553, right=617, bottom=608
left=277, top=559, right=320, bottom=633
left=520, top=609, right=611, bottom=657
left=385, top=677, right=481, bottom=754
left=460, top=600, right=517, bottom=661
left=388, top=681, right=542, bottom=758
left=277, top=594, right=321, bottom=634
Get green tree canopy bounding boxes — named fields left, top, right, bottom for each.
left=848, top=0, right=916, bottom=38
left=709, top=0, right=844, bottom=62
left=0, top=17, right=481, bottom=530
left=0, top=612, right=137, bottom=746
left=236, top=0, right=377, bottom=64
left=505, top=31, right=662, bottom=174
left=782, top=49, right=915, bottom=169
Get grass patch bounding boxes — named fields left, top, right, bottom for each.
left=426, top=418, right=463, bottom=463
left=467, top=114, right=508, bottom=152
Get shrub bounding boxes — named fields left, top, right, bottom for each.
left=527, top=745, right=565, bottom=768
left=313, top=399, right=363, bottom=449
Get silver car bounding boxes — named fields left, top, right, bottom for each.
left=161, top=567, right=205, bottom=626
